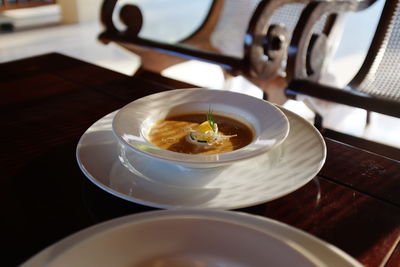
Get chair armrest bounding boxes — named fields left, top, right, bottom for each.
left=98, top=30, right=244, bottom=72
left=286, top=79, right=400, bottom=118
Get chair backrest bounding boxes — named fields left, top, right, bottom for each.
left=351, top=0, right=400, bottom=102
left=210, top=0, right=318, bottom=79
left=209, top=0, right=261, bottom=58
left=209, top=0, right=321, bottom=58
left=286, top=0, right=400, bottom=118
left=99, top=0, right=340, bottom=81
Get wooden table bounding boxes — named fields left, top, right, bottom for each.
left=1, top=53, right=400, bottom=267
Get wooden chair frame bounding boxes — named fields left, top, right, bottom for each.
left=99, top=0, right=356, bottom=80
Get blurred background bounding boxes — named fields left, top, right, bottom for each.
left=1, top=0, right=398, bottom=148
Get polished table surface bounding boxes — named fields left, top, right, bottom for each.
left=1, top=53, right=400, bottom=267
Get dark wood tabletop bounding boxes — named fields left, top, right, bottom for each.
left=1, top=53, right=400, bottom=267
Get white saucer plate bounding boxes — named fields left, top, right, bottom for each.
left=76, top=106, right=326, bottom=209
left=22, top=210, right=362, bottom=267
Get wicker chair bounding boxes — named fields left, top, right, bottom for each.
left=98, top=0, right=351, bottom=102
left=285, top=0, right=400, bottom=123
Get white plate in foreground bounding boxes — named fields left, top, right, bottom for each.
left=76, top=106, right=326, bottom=209
left=112, top=88, right=289, bottom=168
left=22, top=210, right=362, bottom=267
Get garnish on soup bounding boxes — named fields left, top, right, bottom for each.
left=148, top=110, right=253, bottom=155
left=188, top=109, right=237, bottom=145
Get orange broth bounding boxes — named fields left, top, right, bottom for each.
left=148, top=113, right=253, bottom=155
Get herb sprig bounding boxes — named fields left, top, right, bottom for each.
left=207, top=108, right=216, bottom=132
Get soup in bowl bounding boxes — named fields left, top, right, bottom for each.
left=148, top=112, right=254, bottom=155
left=112, top=88, right=290, bottom=173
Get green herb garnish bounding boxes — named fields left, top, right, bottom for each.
left=207, top=107, right=216, bottom=133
